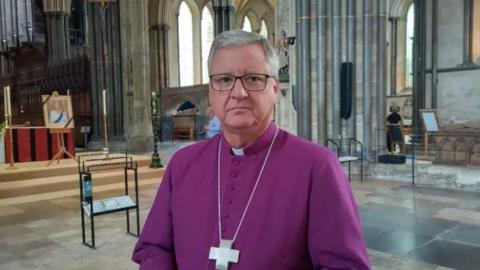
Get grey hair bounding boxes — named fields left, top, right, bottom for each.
left=207, top=30, right=279, bottom=78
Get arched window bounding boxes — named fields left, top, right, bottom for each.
left=201, top=7, right=214, bottom=84
left=242, top=17, right=252, bottom=32
left=260, top=20, right=268, bottom=38
left=405, top=3, right=414, bottom=88
left=178, top=2, right=194, bottom=86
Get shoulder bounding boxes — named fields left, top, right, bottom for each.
left=278, top=129, right=338, bottom=165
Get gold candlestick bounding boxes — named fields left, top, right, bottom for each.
left=103, top=114, right=108, bottom=154
left=6, top=115, right=17, bottom=170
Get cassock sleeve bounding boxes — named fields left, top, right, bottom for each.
left=308, top=151, right=371, bottom=270
left=132, top=164, right=178, bottom=270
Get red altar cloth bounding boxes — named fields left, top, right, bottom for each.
left=4, top=127, right=75, bottom=163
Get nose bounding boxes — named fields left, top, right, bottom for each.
left=230, top=78, right=248, bottom=99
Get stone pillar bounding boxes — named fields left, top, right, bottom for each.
left=362, top=0, right=372, bottom=154
left=389, top=17, right=399, bottom=96
left=413, top=0, right=427, bottom=134
left=87, top=1, right=125, bottom=149
left=118, top=0, right=153, bottom=152
left=295, top=0, right=312, bottom=140
left=330, top=0, right=341, bottom=139
left=151, top=23, right=170, bottom=115
left=213, top=0, right=234, bottom=36
left=42, top=0, right=71, bottom=63
left=346, top=0, right=356, bottom=141
left=463, top=0, right=473, bottom=64
left=431, top=0, right=438, bottom=108
left=376, top=0, right=387, bottom=153
left=316, top=0, right=327, bottom=144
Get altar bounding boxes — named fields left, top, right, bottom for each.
left=4, top=127, right=75, bottom=163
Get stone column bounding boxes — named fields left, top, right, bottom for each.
left=463, top=0, right=473, bottom=64
left=376, top=0, right=387, bottom=153
left=87, top=1, right=125, bottom=149
left=42, top=0, right=71, bottom=63
left=389, top=17, right=399, bottom=96
left=330, top=0, right=341, bottom=139
left=413, top=0, right=426, bottom=134
left=362, top=0, right=372, bottom=154
left=118, top=0, right=153, bottom=152
left=346, top=0, right=356, bottom=141
left=316, top=0, right=327, bottom=144
left=213, top=0, right=234, bottom=36
left=295, top=0, right=312, bottom=140
left=431, top=0, right=438, bottom=108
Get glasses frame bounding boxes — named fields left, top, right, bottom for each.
left=209, top=73, right=273, bottom=92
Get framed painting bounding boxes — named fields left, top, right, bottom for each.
left=42, top=94, right=74, bottom=129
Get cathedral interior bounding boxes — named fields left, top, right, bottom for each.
left=1, top=0, right=480, bottom=269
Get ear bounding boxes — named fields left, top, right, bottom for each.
left=272, top=78, right=280, bottom=103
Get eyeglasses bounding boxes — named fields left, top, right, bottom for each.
left=209, top=74, right=272, bottom=92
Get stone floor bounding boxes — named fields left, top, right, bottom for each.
left=1, top=141, right=479, bottom=269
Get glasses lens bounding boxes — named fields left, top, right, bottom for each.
left=241, top=74, right=267, bottom=91
left=211, top=75, right=234, bottom=91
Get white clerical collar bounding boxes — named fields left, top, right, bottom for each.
left=231, top=147, right=245, bottom=156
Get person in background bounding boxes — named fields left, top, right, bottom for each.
left=387, top=105, right=402, bottom=152
left=205, top=106, right=222, bottom=138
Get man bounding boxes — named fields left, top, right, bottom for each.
left=132, top=30, right=370, bottom=270
left=205, top=107, right=222, bottom=138
left=387, top=105, right=402, bottom=153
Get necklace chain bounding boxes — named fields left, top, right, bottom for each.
left=216, top=127, right=279, bottom=243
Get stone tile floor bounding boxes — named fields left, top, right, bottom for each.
left=1, top=141, right=479, bottom=269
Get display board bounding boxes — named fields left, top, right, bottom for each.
left=420, top=110, right=439, bottom=132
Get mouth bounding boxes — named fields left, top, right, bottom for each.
left=228, top=107, right=251, bottom=111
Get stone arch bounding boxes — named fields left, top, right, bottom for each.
left=390, top=0, right=413, bottom=18
left=389, top=0, right=414, bottom=94
left=468, top=139, right=480, bottom=165
left=453, top=137, right=467, bottom=164
left=437, top=137, right=454, bottom=164
left=235, top=0, right=273, bottom=34
left=166, top=0, right=201, bottom=87
left=260, top=12, right=275, bottom=42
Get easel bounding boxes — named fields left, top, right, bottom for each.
left=47, top=128, right=76, bottom=166
left=419, top=109, right=440, bottom=160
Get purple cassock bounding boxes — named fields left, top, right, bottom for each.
left=132, top=123, right=371, bottom=270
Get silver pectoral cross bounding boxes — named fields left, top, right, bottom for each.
left=209, top=239, right=240, bottom=270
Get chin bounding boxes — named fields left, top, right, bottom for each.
left=224, top=119, right=258, bottom=131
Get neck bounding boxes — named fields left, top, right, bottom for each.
left=223, top=121, right=272, bottom=149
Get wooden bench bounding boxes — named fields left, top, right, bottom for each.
left=173, top=127, right=194, bottom=140
left=326, top=138, right=364, bottom=182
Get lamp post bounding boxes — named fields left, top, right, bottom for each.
left=150, top=91, right=163, bottom=168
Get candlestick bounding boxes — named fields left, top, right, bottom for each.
left=6, top=86, right=11, bottom=116
left=102, top=89, right=107, bottom=115
left=67, top=89, right=70, bottom=96
left=3, top=87, right=7, bottom=119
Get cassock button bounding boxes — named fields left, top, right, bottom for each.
left=230, top=186, right=236, bottom=191
left=224, top=214, right=230, bottom=218
left=234, top=160, right=240, bottom=166
left=227, top=200, right=233, bottom=205
left=222, top=227, right=227, bottom=233
left=231, top=172, right=238, bottom=177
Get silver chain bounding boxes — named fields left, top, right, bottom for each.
left=216, top=127, right=279, bottom=243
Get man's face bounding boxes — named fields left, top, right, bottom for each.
left=208, top=44, right=279, bottom=132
